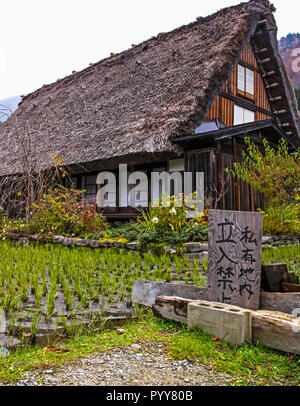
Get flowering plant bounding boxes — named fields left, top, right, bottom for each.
left=137, top=193, right=208, bottom=233
left=28, top=185, right=107, bottom=236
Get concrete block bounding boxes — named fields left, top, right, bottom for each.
left=187, top=300, right=252, bottom=346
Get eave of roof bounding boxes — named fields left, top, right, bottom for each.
left=172, top=119, right=298, bottom=151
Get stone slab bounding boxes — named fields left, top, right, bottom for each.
left=132, top=280, right=208, bottom=307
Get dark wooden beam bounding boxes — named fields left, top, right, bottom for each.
left=219, top=92, right=273, bottom=117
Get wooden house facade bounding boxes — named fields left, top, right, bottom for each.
left=0, top=0, right=299, bottom=219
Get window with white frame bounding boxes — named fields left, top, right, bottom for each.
left=237, top=64, right=254, bottom=96
left=234, top=104, right=255, bottom=125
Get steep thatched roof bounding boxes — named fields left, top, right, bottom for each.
left=0, top=0, right=298, bottom=176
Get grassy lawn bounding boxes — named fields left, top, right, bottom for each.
left=0, top=311, right=299, bottom=386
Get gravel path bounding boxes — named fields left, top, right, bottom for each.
left=8, top=341, right=240, bottom=386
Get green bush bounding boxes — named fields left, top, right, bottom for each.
left=27, top=185, right=107, bottom=237
left=138, top=223, right=208, bottom=245
left=134, top=194, right=208, bottom=245
left=260, top=202, right=300, bottom=235
left=105, top=223, right=140, bottom=241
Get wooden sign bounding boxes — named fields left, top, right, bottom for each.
left=207, top=209, right=263, bottom=310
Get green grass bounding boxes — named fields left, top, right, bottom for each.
left=0, top=241, right=206, bottom=339
left=262, top=245, right=300, bottom=276
left=0, top=312, right=299, bottom=386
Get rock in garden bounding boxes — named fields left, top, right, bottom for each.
left=184, top=243, right=208, bottom=253
left=99, top=241, right=114, bottom=248
left=90, top=240, right=101, bottom=248
left=75, top=239, right=90, bottom=247
left=262, top=236, right=273, bottom=244
left=130, top=344, right=141, bottom=350
left=126, top=242, right=140, bottom=251
left=62, top=238, right=75, bottom=247
left=163, top=245, right=174, bottom=252
left=18, top=237, right=29, bottom=246
left=113, top=241, right=125, bottom=249
left=187, top=252, right=208, bottom=262
left=0, top=335, right=21, bottom=349
left=53, top=236, right=64, bottom=244
left=5, top=233, right=19, bottom=240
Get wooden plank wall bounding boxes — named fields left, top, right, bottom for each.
left=216, top=146, right=264, bottom=212
left=185, top=146, right=264, bottom=212
left=204, top=43, right=271, bottom=125
left=184, top=150, right=216, bottom=203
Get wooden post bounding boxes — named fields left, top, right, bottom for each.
left=207, top=209, right=263, bottom=310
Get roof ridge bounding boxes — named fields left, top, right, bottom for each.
left=19, top=1, right=258, bottom=105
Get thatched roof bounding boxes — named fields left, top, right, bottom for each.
left=0, top=0, right=298, bottom=176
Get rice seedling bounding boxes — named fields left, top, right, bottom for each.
left=1, top=240, right=295, bottom=343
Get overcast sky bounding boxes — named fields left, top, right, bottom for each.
left=0, top=0, right=299, bottom=100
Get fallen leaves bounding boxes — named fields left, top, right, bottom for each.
left=286, top=354, right=294, bottom=361
left=43, top=346, right=70, bottom=354
left=203, top=365, right=214, bottom=371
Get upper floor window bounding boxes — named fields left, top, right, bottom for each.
left=234, top=105, right=255, bottom=125
left=237, top=64, right=254, bottom=97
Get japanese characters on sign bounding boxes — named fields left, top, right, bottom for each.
left=207, top=210, right=263, bottom=310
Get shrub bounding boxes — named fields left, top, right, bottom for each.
left=138, top=223, right=208, bottom=245
left=137, top=195, right=188, bottom=233
left=229, top=137, right=300, bottom=225
left=136, top=194, right=208, bottom=244
left=27, top=185, right=107, bottom=236
left=105, top=223, right=141, bottom=242
left=259, top=202, right=300, bottom=235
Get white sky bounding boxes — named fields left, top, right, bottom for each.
left=0, top=0, right=299, bottom=100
